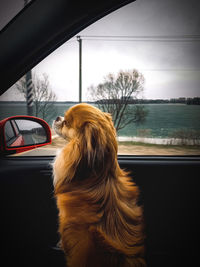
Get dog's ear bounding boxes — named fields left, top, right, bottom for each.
left=79, top=122, right=106, bottom=170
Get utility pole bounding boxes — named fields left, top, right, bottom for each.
left=77, top=36, right=82, bottom=103
left=25, top=71, right=34, bottom=115
left=24, top=0, right=34, bottom=115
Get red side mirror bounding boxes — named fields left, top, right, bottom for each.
left=0, top=116, right=51, bottom=155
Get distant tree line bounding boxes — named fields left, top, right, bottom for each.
left=96, top=97, right=200, bottom=105
left=185, top=97, right=200, bottom=105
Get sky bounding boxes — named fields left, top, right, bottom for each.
left=0, top=0, right=200, bottom=101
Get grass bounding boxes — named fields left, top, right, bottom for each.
left=118, top=141, right=200, bottom=149
left=118, top=141, right=200, bottom=155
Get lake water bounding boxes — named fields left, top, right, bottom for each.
left=1, top=102, right=200, bottom=144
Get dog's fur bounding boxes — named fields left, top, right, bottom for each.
left=53, top=103, right=146, bottom=267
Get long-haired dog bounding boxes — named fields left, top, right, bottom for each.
left=53, top=103, right=146, bottom=267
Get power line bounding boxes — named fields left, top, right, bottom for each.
left=77, top=35, right=200, bottom=42
left=138, top=69, right=200, bottom=72
left=80, top=34, right=200, bottom=38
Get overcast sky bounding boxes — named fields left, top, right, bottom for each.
left=1, top=0, right=200, bottom=101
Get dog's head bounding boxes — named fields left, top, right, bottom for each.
left=53, top=103, right=118, bottom=182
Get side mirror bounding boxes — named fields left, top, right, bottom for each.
left=0, top=116, right=51, bottom=155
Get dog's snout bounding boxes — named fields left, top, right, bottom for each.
left=56, top=116, right=61, bottom=122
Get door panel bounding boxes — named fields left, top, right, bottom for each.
left=0, top=157, right=65, bottom=267
left=119, top=156, right=200, bottom=267
left=0, top=156, right=199, bottom=266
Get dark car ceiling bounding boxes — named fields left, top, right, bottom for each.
left=0, top=0, right=134, bottom=96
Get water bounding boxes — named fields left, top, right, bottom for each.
left=118, top=104, right=200, bottom=138
left=1, top=102, right=200, bottom=143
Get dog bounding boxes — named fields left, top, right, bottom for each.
left=52, top=103, right=146, bottom=267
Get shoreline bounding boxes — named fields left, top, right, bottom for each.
left=51, top=135, right=200, bottom=156
left=14, top=136, right=200, bottom=156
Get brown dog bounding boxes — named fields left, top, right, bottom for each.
left=53, top=103, right=146, bottom=267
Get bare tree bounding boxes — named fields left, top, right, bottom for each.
left=88, top=70, right=148, bottom=132
left=16, top=73, right=57, bottom=123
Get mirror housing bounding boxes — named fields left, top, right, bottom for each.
left=0, top=116, right=51, bottom=155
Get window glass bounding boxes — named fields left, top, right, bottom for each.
left=0, top=0, right=200, bottom=156
left=11, top=120, right=20, bottom=136
left=4, top=121, right=21, bottom=147
left=5, top=121, right=15, bottom=143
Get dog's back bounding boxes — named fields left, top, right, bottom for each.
left=56, top=170, right=145, bottom=267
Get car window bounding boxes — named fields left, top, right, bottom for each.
left=0, top=0, right=200, bottom=156
left=5, top=121, right=16, bottom=145
left=11, top=120, right=20, bottom=136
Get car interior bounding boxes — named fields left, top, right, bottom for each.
left=0, top=0, right=200, bottom=267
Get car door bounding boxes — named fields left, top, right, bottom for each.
left=1, top=154, right=200, bottom=267
left=0, top=1, right=200, bottom=267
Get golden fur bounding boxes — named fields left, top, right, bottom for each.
left=53, top=103, right=146, bottom=267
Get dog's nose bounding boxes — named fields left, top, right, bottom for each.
left=56, top=116, right=61, bottom=122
